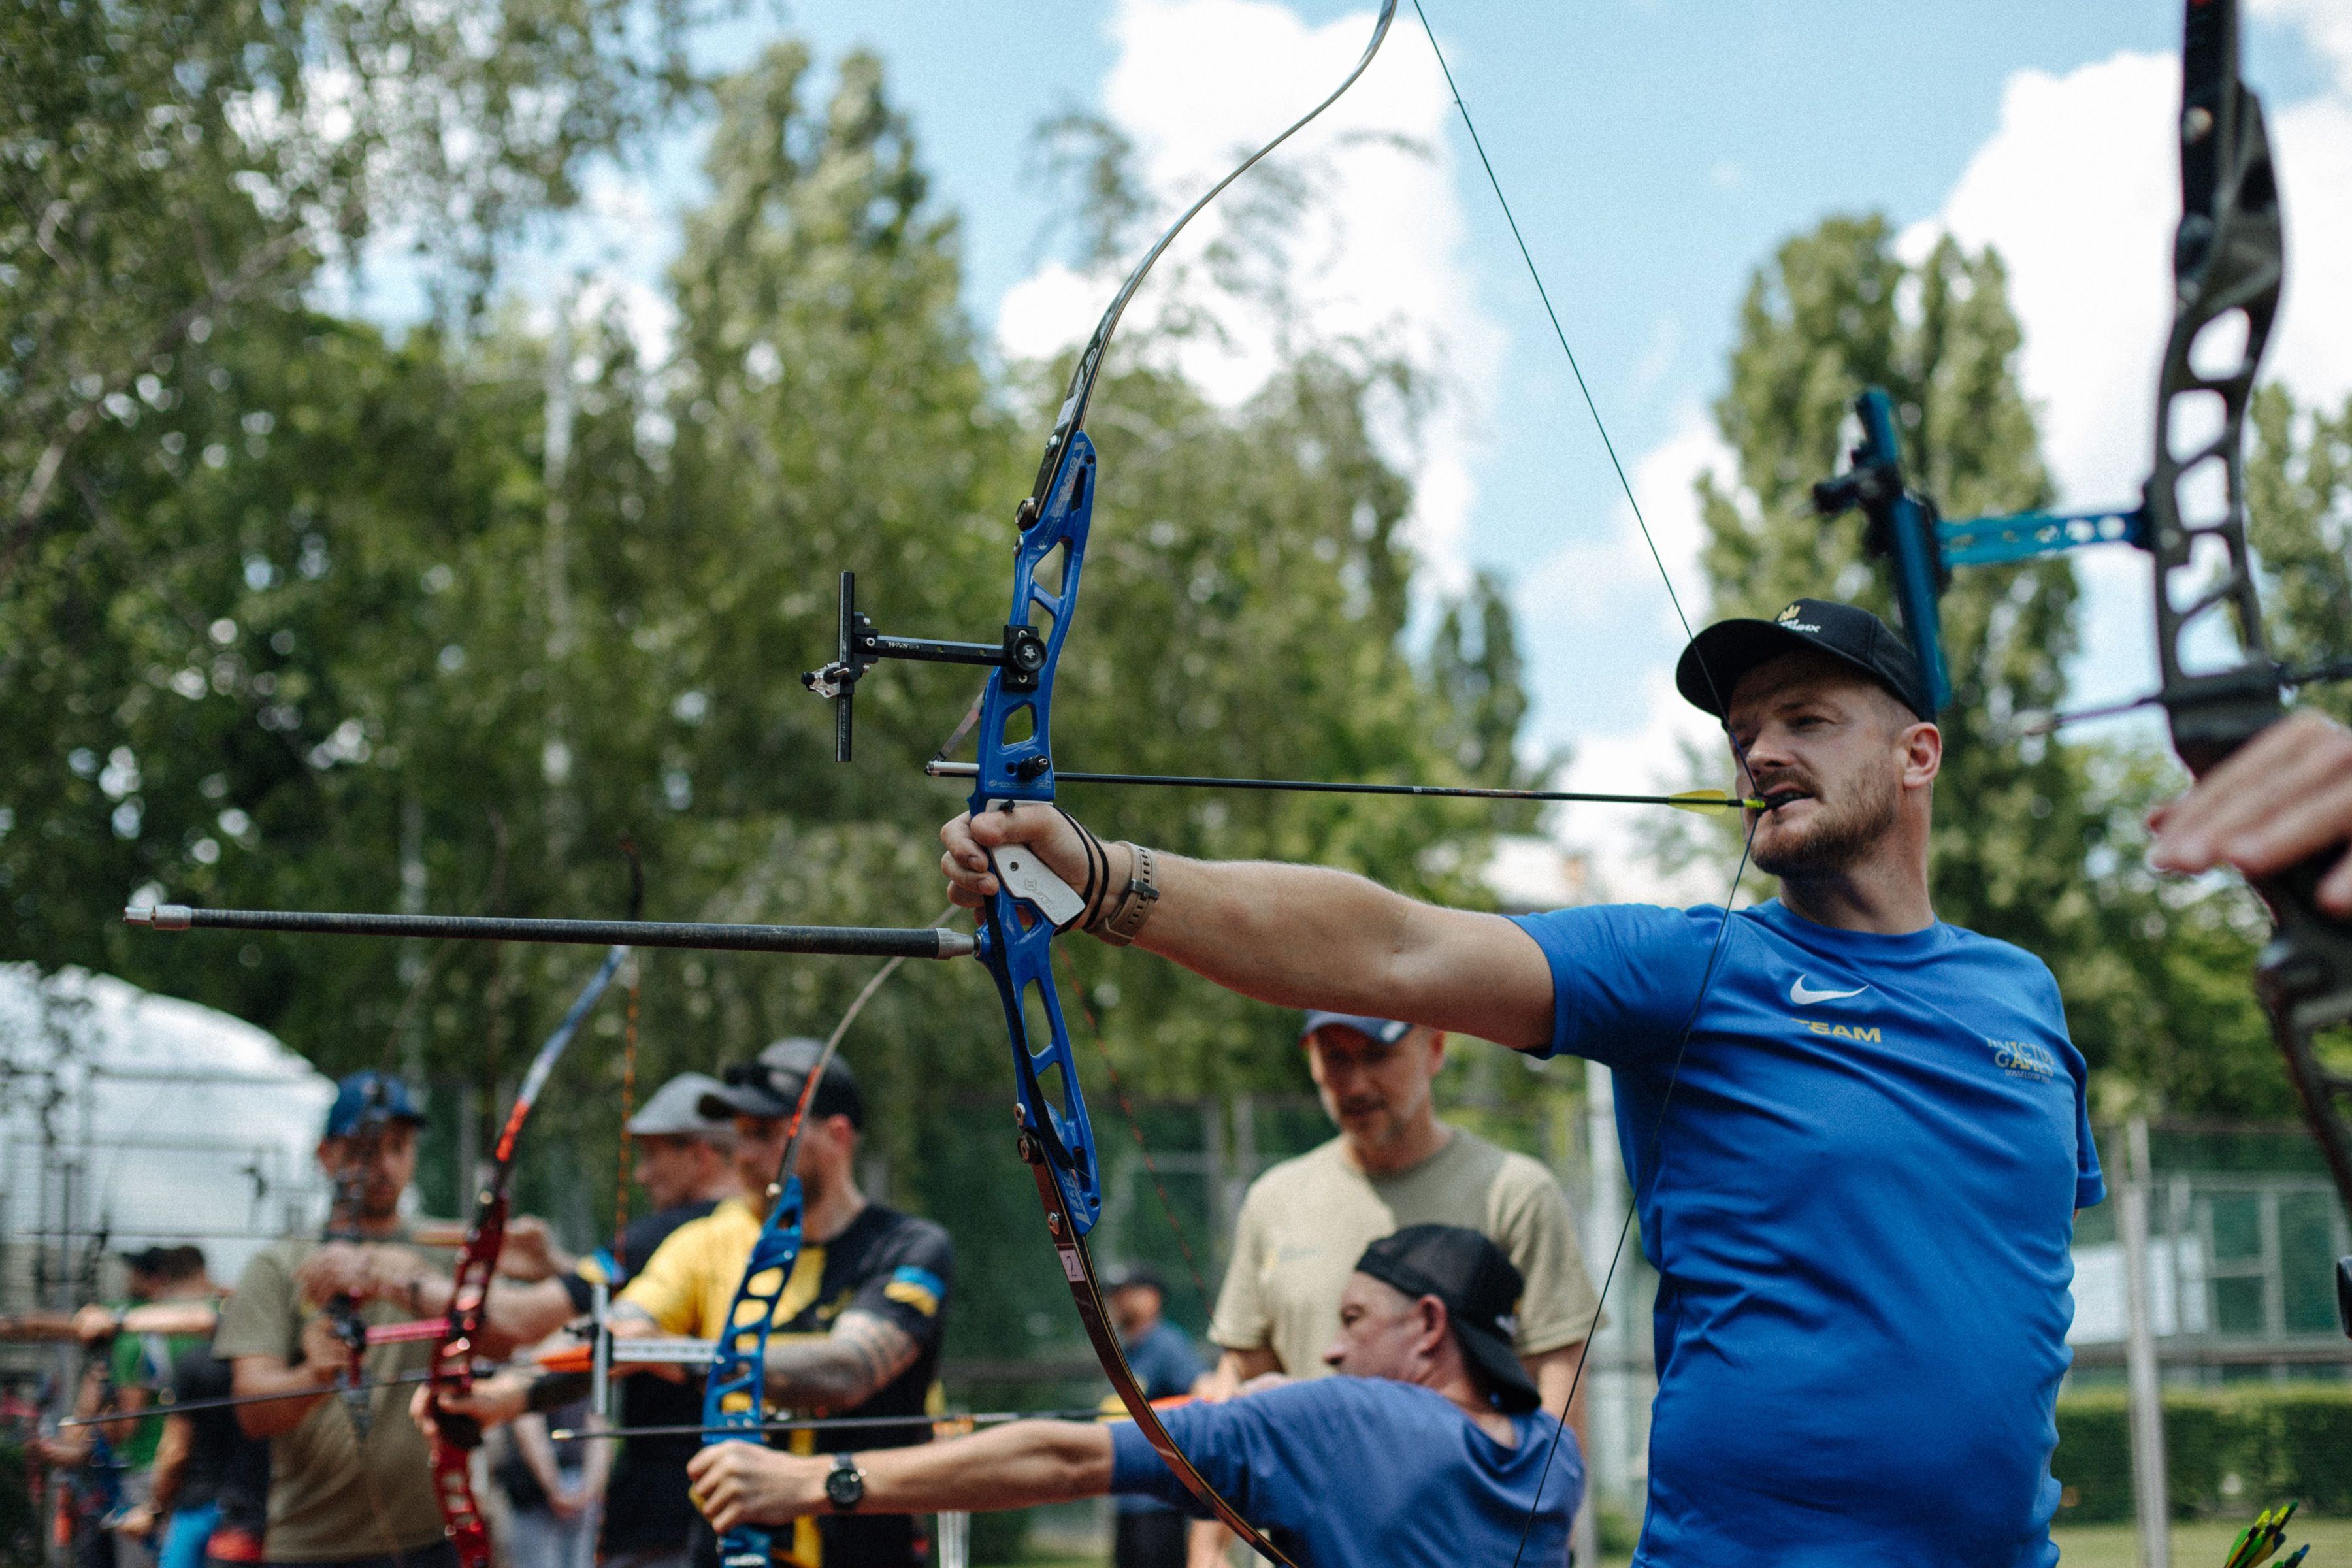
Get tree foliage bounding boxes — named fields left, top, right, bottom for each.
left=3, top=0, right=702, bottom=570
left=1, top=22, right=1541, bottom=1233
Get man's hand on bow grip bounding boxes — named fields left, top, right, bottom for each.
left=941, top=804, right=1094, bottom=916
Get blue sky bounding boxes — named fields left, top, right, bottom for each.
left=430, top=1, right=2352, bottom=899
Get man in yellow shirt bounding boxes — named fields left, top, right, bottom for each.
left=450, top=1041, right=954, bottom=1568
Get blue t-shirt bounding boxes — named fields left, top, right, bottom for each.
left=1109, top=1377, right=1576, bottom=1568
left=1509, top=898, right=2102, bottom=1568
left=1116, top=1319, right=1203, bottom=1516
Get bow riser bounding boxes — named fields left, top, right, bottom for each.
left=701, top=1173, right=806, bottom=1568
left=972, top=435, right=1103, bottom=1232
left=2146, top=11, right=2283, bottom=774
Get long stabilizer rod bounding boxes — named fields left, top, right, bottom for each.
left=126, top=906, right=973, bottom=960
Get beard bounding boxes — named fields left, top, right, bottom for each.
left=1751, top=759, right=1903, bottom=878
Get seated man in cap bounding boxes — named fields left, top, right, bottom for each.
left=1197, top=1009, right=1601, bottom=1562
left=440, top=1041, right=955, bottom=1568
left=939, top=600, right=2101, bottom=1568
left=676, top=1226, right=1575, bottom=1568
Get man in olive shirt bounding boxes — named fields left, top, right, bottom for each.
left=1209, top=1014, right=1600, bottom=1409
left=214, top=1073, right=487, bottom=1568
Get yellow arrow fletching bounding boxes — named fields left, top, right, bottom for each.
left=1666, top=790, right=1767, bottom=815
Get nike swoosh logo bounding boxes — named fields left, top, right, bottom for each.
left=1790, top=977, right=1867, bottom=1005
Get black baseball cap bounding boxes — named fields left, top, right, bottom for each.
left=1674, top=598, right=1934, bottom=723
left=699, top=1037, right=865, bottom=1129
left=1354, top=1225, right=1539, bottom=1414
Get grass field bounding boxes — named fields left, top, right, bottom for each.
left=1008, top=1515, right=2352, bottom=1567
left=1578, top=1518, right=2352, bottom=1568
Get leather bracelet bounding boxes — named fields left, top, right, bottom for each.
left=1094, top=843, right=1160, bottom=947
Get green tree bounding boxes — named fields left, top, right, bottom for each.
left=3, top=0, right=700, bottom=575
left=2249, top=385, right=2352, bottom=712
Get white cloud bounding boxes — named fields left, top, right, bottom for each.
left=1518, top=405, right=1737, bottom=905
left=2252, top=0, right=2352, bottom=95
left=1905, top=51, right=2178, bottom=513
left=992, top=0, right=1501, bottom=598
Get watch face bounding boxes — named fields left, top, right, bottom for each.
left=825, top=1462, right=863, bottom=1509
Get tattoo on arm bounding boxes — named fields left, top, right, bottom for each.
left=760, top=1310, right=920, bottom=1411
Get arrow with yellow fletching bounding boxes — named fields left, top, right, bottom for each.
left=924, top=762, right=1765, bottom=815
left=2221, top=1501, right=2304, bottom=1568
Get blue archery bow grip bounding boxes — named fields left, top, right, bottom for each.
left=970, top=431, right=1104, bottom=1235
left=700, top=1172, right=806, bottom=1568
left=1814, top=388, right=1953, bottom=715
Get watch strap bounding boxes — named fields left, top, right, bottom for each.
left=1096, top=843, right=1160, bottom=947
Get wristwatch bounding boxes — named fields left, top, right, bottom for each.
left=824, top=1452, right=866, bottom=1512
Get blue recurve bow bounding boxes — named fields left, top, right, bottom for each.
left=799, top=9, right=1401, bottom=1561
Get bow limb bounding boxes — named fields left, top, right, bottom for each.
left=1021, top=1, right=1399, bottom=514
left=429, top=936, right=633, bottom=1568
left=696, top=913, right=949, bottom=1568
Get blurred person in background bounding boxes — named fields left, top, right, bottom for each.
left=216, top=1072, right=497, bottom=1568
left=492, top=1072, right=744, bottom=1568
left=135, top=1250, right=270, bottom=1568
left=1100, top=1264, right=1201, bottom=1568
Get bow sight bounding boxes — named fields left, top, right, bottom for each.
left=800, top=570, right=1050, bottom=765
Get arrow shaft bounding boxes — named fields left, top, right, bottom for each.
left=924, top=761, right=1753, bottom=809
left=127, top=906, right=973, bottom=960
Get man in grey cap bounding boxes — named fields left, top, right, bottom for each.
left=563, top=1073, right=741, bottom=1568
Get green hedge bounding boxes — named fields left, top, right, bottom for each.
left=2053, top=1385, right=2352, bottom=1523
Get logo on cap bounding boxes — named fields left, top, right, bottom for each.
left=1776, top=602, right=1822, bottom=632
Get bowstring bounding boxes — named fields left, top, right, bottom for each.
left=613, top=962, right=640, bottom=1278
left=1405, top=7, right=1767, bottom=1560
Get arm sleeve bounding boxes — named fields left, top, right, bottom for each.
left=1487, top=1157, right=1604, bottom=1352
left=1105, top=1377, right=1385, bottom=1526
left=2056, top=970, right=2106, bottom=1209
left=211, top=1248, right=298, bottom=1364
left=1505, top=903, right=1730, bottom=1067
left=1206, top=1188, right=1275, bottom=1354
left=108, top=1332, right=142, bottom=1392
left=616, top=1222, right=710, bottom=1336
left=1107, top=1391, right=1282, bottom=1517
left=845, top=1220, right=953, bottom=1350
